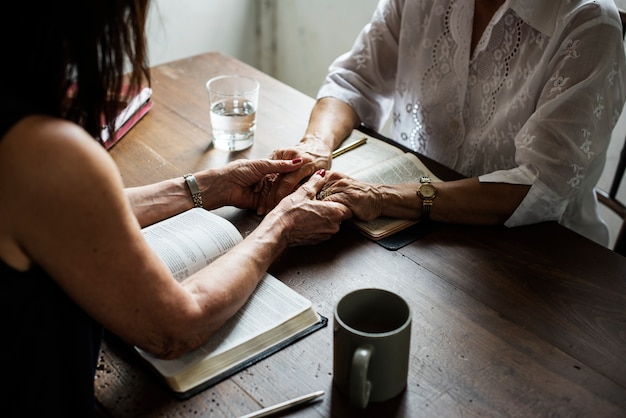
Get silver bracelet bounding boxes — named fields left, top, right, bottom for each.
left=183, top=173, right=203, bottom=208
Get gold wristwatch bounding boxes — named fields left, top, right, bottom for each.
left=417, top=176, right=437, bottom=220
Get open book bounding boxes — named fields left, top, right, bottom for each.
left=331, top=131, right=441, bottom=240
left=136, top=208, right=326, bottom=399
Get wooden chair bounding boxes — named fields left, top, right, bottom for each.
left=597, top=178, right=626, bottom=257
left=596, top=7, right=626, bottom=256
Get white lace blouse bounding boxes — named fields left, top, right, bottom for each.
left=318, top=0, right=626, bottom=246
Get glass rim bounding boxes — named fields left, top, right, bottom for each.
left=206, top=75, right=259, bottom=96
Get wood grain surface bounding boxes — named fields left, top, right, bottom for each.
left=95, top=52, right=626, bottom=418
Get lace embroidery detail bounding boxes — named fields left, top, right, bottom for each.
left=464, top=11, right=523, bottom=176
left=580, top=128, right=593, bottom=160
left=567, top=164, right=585, bottom=190
left=592, top=93, right=605, bottom=120
left=409, top=2, right=456, bottom=152
left=398, top=1, right=470, bottom=167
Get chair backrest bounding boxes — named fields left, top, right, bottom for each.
left=596, top=7, right=626, bottom=256
left=596, top=189, right=626, bottom=256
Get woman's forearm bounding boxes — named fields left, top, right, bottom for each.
left=302, top=97, right=361, bottom=152
left=379, top=178, right=530, bottom=224
left=125, top=168, right=227, bottom=227
left=125, top=178, right=192, bottom=227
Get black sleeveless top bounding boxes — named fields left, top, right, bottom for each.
left=0, top=104, right=103, bottom=417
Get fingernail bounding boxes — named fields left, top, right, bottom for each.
left=316, top=169, right=326, bottom=177
left=292, top=158, right=303, bottom=164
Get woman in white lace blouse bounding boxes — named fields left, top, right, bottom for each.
left=263, top=0, right=626, bottom=246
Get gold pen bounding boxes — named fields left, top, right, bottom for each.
left=238, top=390, right=324, bottom=418
left=332, top=137, right=367, bottom=158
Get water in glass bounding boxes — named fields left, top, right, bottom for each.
left=210, top=98, right=256, bottom=151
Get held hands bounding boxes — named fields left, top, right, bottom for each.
left=315, top=171, right=384, bottom=222
left=267, top=169, right=353, bottom=247
left=257, top=137, right=334, bottom=215
left=209, top=159, right=352, bottom=245
left=210, top=158, right=308, bottom=210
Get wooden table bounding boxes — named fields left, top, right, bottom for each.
left=96, top=52, right=626, bottom=417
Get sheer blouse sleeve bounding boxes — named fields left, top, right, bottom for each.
left=480, top=8, right=626, bottom=229
left=317, top=0, right=403, bottom=131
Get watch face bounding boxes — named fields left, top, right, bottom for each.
left=418, top=183, right=436, bottom=199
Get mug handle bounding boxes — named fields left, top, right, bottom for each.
left=349, top=345, right=373, bottom=408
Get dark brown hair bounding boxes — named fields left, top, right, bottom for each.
left=3, top=0, right=151, bottom=138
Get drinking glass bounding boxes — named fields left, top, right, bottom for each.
left=206, top=75, right=259, bottom=151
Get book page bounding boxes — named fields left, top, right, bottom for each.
left=330, top=132, right=441, bottom=239
left=331, top=132, right=404, bottom=175
left=141, top=208, right=243, bottom=282
left=352, top=153, right=439, bottom=184
left=332, top=133, right=440, bottom=182
left=136, top=208, right=322, bottom=394
left=351, top=216, right=416, bottom=239
left=136, top=272, right=312, bottom=378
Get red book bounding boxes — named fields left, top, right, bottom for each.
left=99, top=86, right=153, bottom=150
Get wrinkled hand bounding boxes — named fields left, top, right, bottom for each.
left=257, top=139, right=333, bottom=215
left=211, top=158, right=305, bottom=210
left=267, top=169, right=352, bottom=247
left=314, top=171, right=384, bottom=221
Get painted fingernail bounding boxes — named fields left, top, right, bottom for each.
left=316, top=169, right=326, bottom=177
left=292, top=158, right=303, bottom=164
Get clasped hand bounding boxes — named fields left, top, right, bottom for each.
left=256, top=141, right=333, bottom=214
left=217, top=157, right=352, bottom=246
left=248, top=94, right=387, bottom=225
left=313, top=171, right=384, bottom=221
left=250, top=144, right=382, bottom=223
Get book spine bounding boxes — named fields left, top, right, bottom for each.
left=102, top=99, right=153, bottom=150
left=99, top=86, right=153, bottom=149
